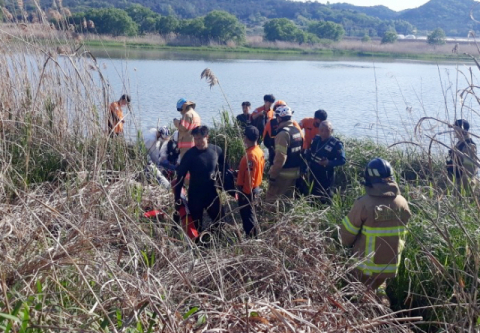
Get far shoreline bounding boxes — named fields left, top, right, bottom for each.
left=82, top=36, right=479, bottom=63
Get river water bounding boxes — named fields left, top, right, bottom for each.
left=93, top=48, right=480, bottom=147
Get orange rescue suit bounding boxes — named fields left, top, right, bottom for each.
left=237, top=145, right=265, bottom=195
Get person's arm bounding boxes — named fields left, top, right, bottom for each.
left=251, top=108, right=263, bottom=120
left=236, top=156, right=247, bottom=192
left=340, top=199, right=367, bottom=247
left=263, top=122, right=273, bottom=150
left=176, top=113, right=194, bottom=133
left=174, top=153, right=189, bottom=201
left=299, top=118, right=305, bottom=129
left=269, top=132, right=288, bottom=180
left=159, top=140, right=168, bottom=162
left=327, top=141, right=346, bottom=168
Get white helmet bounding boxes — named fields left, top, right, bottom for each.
left=275, top=105, right=293, bottom=118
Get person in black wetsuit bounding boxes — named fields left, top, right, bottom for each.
left=174, top=125, right=225, bottom=232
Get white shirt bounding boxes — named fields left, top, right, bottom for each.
left=144, top=128, right=163, bottom=166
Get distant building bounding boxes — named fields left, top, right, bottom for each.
left=397, top=34, right=405, bottom=39
left=405, top=35, right=416, bottom=39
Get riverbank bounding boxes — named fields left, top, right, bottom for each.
left=84, top=36, right=476, bottom=62
left=0, top=23, right=476, bottom=62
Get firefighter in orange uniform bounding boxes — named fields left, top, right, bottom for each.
left=251, top=94, right=275, bottom=142
left=237, top=126, right=265, bottom=237
left=299, top=109, right=328, bottom=150
left=108, top=94, right=130, bottom=136
left=174, top=98, right=201, bottom=162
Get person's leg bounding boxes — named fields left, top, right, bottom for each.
left=238, top=192, right=257, bottom=237
left=187, top=198, right=204, bottom=232
left=205, top=194, right=224, bottom=231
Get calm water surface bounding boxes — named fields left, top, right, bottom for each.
left=93, top=48, right=480, bottom=146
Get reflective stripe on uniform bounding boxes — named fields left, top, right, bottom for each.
left=278, top=168, right=300, bottom=179
left=275, top=145, right=288, bottom=155
left=362, top=225, right=407, bottom=237
left=342, top=216, right=360, bottom=235
left=178, top=141, right=195, bottom=149
left=357, top=262, right=398, bottom=276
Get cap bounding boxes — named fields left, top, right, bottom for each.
left=176, top=98, right=187, bottom=111
left=244, top=125, right=259, bottom=142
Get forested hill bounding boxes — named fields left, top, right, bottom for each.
left=10, top=0, right=480, bottom=37
left=330, top=3, right=399, bottom=20
left=398, top=0, right=480, bottom=36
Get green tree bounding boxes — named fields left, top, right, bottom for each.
left=308, top=20, right=345, bottom=41
left=393, top=19, right=415, bottom=35
left=156, top=15, right=179, bottom=34
left=125, top=4, right=157, bottom=25
left=427, top=28, right=446, bottom=45
left=203, top=10, right=245, bottom=44
left=85, top=8, right=138, bottom=36
left=361, top=34, right=371, bottom=42
left=178, top=17, right=206, bottom=39
left=376, top=21, right=394, bottom=37
left=381, top=30, right=397, bottom=44
left=264, top=18, right=304, bottom=42
left=141, top=16, right=157, bottom=33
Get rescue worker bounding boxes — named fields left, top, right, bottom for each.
left=174, top=126, right=225, bottom=233
left=162, top=130, right=180, bottom=166
left=251, top=94, right=275, bottom=142
left=446, top=119, right=478, bottom=189
left=263, top=100, right=303, bottom=165
left=236, top=101, right=252, bottom=128
left=143, top=126, right=170, bottom=167
left=108, top=94, right=130, bottom=136
left=174, top=98, right=201, bottom=162
left=237, top=126, right=265, bottom=237
left=306, top=121, right=346, bottom=203
left=299, top=109, right=328, bottom=150
left=266, top=105, right=304, bottom=203
left=340, top=158, right=411, bottom=290
left=143, top=126, right=172, bottom=188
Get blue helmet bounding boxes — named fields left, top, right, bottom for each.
left=158, top=126, right=170, bottom=140
left=176, top=98, right=187, bottom=111
left=365, top=158, right=394, bottom=185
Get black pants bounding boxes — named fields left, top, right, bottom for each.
left=238, top=191, right=258, bottom=237
left=188, top=192, right=224, bottom=232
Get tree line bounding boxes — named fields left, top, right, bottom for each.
left=62, top=4, right=349, bottom=44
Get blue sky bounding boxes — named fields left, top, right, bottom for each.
left=292, top=0, right=430, bottom=11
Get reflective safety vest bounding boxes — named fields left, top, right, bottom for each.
left=279, top=125, right=303, bottom=169
left=340, top=181, right=411, bottom=279
left=177, top=109, right=201, bottom=150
